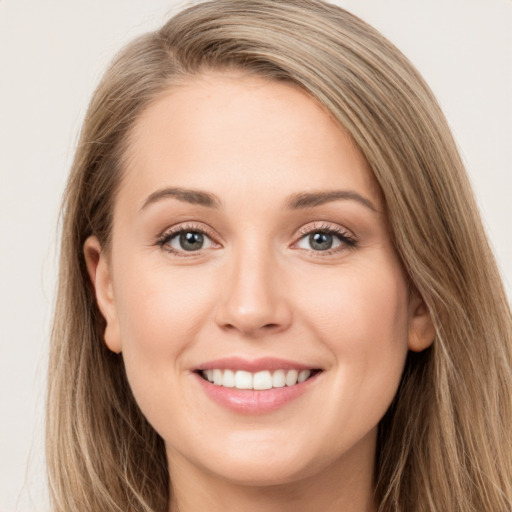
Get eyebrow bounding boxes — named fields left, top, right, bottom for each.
left=286, top=190, right=377, bottom=212
left=140, top=187, right=377, bottom=212
left=141, top=187, right=221, bottom=210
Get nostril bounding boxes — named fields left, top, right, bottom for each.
left=214, top=297, right=293, bottom=336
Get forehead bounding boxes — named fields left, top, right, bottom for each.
left=119, top=72, right=381, bottom=212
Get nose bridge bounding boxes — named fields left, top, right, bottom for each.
left=215, top=236, right=291, bottom=336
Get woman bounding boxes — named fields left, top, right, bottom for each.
left=46, top=1, right=512, bottom=511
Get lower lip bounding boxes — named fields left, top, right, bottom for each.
left=194, top=372, right=321, bottom=414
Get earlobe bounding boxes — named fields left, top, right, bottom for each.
left=83, top=236, right=122, bottom=354
left=407, top=291, right=435, bottom=352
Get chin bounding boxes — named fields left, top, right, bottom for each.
left=205, top=456, right=315, bottom=487
left=185, top=434, right=332, bottom=487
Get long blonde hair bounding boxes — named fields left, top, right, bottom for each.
left=47, top=1, right=512, bottom=511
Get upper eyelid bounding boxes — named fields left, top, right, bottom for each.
left=159, top=222, right=218, bottom=240
left=156, top=221, right=356, bottom=250
left=159, top=221, right=350, bottom=236
left=156, top=223, right=220, bottom=257
left=295, top=221, right=354, bottom=238
left=292, top=222, right=357, bottom=252
left=158, top=221, right=355, bottom=243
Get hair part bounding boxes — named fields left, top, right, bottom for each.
left=47, top=1, right=512, bottom=511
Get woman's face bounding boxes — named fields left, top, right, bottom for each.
left=86, top=73, right=433, bottom=488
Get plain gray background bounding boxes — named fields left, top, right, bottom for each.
left=1, top=1, right=511, bottom=511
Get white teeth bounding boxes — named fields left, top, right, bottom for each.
left=213, top=369, right=223, bottom=385
left=201, top=368, right=314, bottom=389
left=285, top=369, right=298, bottom=386
left=235, top=370, right=253, bottom=389
left=253, top=371, right=272, bottom=390
left=272, top=369, right=286, bottom=388
left=298, top=369, right=311, bottom=383
left=222, top=369, right=235, bottom=388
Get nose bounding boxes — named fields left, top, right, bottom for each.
left=214, top=246, right=293, bottom=338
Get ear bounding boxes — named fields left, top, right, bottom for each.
left=84, top=236, right=122, bottom=354
left=407, top=289, right=435, bottom=352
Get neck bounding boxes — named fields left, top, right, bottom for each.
left=167, top=430, right=377, bottom=512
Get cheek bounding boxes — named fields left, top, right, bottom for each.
left=295, top=257, right=410, bottom=417
left=299, top=258, right=409, bottom=345
left=115, top=257, right=217, bottom=348
left=111, top=257, right=219, bottom=406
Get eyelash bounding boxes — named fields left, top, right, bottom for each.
left=156, top=222, right=357, bottom=257
left=295, top=223, right=357, bottom=255
left=156, top=222, right=218, bottom=257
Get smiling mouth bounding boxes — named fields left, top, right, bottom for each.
left=197, top=368, right=322, bottom=390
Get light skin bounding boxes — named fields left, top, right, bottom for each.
left=85, top=73, right=434, bottom=512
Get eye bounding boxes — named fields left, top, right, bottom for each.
left=170, top=230, right=212, bottom=251
left=157, top=224, right=218, bottom=256
left=298, top=232, right=340, bottom=251
left=295, top=224, right=356, bottom=253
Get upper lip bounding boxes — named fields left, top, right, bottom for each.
left=196, top=357, right=320, bottom=373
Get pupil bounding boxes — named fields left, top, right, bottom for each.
left=310, top=232, right=332, bottom=251
left=180, top=231, right=204, bottom=251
